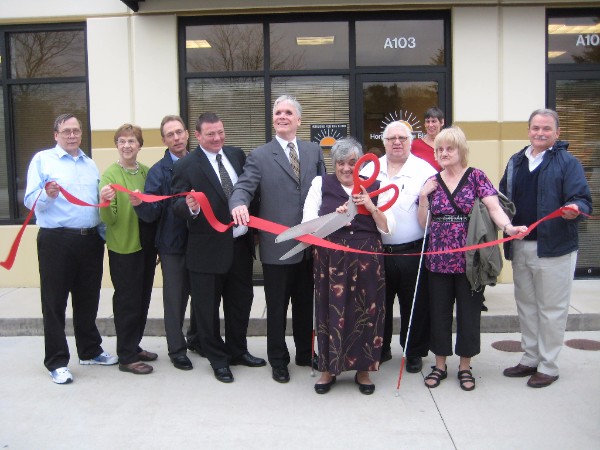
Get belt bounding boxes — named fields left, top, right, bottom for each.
left=431, top=214, right=469, bottom=223
left=44, top=227, right=98, bottom=236
left=383, top=238, right=423, bottom=253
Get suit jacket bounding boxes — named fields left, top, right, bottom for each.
left=230, top=138, right=325, bottom=265
left=172, top=145, right=253, bottom=274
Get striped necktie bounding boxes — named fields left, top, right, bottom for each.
left=287, top=142, right=300, bottom=181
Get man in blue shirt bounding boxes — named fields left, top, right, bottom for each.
left=24, top=114, right=117, bottom=384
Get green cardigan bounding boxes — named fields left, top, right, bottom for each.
left=99, top=162, right=150, bottom=254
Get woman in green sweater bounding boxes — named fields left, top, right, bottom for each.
left=99, top=124, right=157, bottom=375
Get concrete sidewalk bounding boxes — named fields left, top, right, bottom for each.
left=1, top=332, right=599, bottom=449
left=1, top=280, right=599, bottom=336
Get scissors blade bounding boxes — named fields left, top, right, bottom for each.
left=279, top=242, right=311, bottom=260
left=275, top=214, right=333, bottom=243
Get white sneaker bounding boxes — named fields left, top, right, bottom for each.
left=79, top=351, right=118, bottom=366
left=49, top=367, right=73, bottom=384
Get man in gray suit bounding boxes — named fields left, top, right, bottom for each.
left=230, top=95, right=325, bottom=383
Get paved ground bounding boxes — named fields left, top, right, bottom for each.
left=1, top=331, right=599, bottom=449
left=1, top=280, right=600, bottom=448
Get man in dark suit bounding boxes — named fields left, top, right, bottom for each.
left=172, top=112, right=265, bottom=383
left=230, top=95, right=326, bottom=383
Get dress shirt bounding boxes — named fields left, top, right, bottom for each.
left=302, top=176, right=396, bottom=236
left=24, top=145, right=101, bottom=229
left=525, top=145, right=546, bottom=171
left=275, top=135, right=299, bottom=164
left=360, top=153, right=436, bottom=245
left=200, top=147, right=247, bottom=238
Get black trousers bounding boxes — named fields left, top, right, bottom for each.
left=428, top=271, right=483, bottom=358
left=262, top=254, right=314, bottom=367
left=37, top=228, right=105, bottom=371
left=383, top=249, right=430, bottom=357
left=109, top=247, right=157, bottom=365
left=160, top=253, right=190, bottom=357
left=189, top=239, right=254, bottom=370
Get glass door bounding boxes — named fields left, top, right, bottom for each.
left=356, top=73, right=447, bottom=155
left=548, top=71, right=600, bottom=278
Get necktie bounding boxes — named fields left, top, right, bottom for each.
left=216, top=153, right=234, bottom=199
left=288, top=142, right=300, bottom=181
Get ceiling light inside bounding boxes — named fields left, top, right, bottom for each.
left=296, top=36, right=335, bottom=46
left=548, top=24, right=600, bottom=34
left=186, top=40, right=211, bottom=49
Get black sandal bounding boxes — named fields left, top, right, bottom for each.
left=458, top=368, right=476, bottom=391
left=424, top=365, right=447, bottom=388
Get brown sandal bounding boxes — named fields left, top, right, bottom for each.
left=424, top=365, right=447, bottom=388
left=458, top=368, right=475, bottom=391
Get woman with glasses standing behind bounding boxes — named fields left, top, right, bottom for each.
left=99, top=124, right=158, bottom=375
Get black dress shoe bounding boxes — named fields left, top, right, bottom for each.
left=272, top=365, right=290, bottom=383
left=187, top=342, right=206, bottom=358
left=354, top=373, right=375, bottom=395
left=406, top=356, right=423, bottom=373
left=295, top=354, right=319, bottom=369
left=230, top=352, right=267, bottom=367
left=170, top=355, right=193, bottom=371
left=214, top=367, right=234, bottom=383
left=380, top=349, right=392, bottom=364
left=314, top=377, right=336, bottom=394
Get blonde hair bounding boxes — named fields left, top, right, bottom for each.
left=434, top=126, right=469, bottom=167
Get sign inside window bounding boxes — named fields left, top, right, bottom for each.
left=548, top=16, right=600, bottom=64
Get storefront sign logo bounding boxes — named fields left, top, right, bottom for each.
left=369, top=110, right=422, bottom=140
left=311, top=124, right=348, bottom=149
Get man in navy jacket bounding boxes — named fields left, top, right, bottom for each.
left=500, top=108, right=592, bottom=388
left=134, top=115, right=197, bottom=371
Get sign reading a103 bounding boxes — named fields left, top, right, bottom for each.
left=384, top=37, right=416, bottom=49
left=577, top=34, right=600, bottom=46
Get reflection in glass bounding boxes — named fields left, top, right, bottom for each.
left=356, top=20, right=444, bottom=66
left=270, top=22, right=349, bottom=70
left=0, top=90, right=8, bottom=219
left=548, top=16, right=600, bottom=64
left=186, top=78, right=265, bottom=151
left=555, top=79, right=600, bottom=273
left=271, top=76, right=349, bottom=171
left=186, top=24, right=264, bottom=72
left=11, top=83, right=88, bottom=220
left=10, top=30, right=86, bottom=78
left=361, top=81, right=438, bottom=155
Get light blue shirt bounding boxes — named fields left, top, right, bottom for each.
left=24, top=145, right=102, bottom=228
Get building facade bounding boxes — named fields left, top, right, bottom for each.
left=1, top=0, right=598, bottom=286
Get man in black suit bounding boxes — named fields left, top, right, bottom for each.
left=230, top=95, right=325, bottom=383
left=172, top=112, right=265, bottom=383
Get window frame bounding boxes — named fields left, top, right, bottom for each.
left=0, top=21, right=89, bottom=224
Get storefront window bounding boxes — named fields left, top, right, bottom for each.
left=548, top=15, right=600, bottom=64
left=185, top=24, right=264, bottom=73
left=270, top=22, right=349, bottom=70
left=186, top=78, right=265, bottom=151
left=355, top=20, right=444, bottom=67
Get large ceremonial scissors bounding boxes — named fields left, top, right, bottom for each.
left=275, top=153, right=399, bottom=260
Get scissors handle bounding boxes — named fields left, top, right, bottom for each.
left=363, top=183, right=399, bottom=214
left=351, top=153, right=379, bottom=196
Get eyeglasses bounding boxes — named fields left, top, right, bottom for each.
left=117, top=138, right=138, bottom=146
left=58, top=129, right=82, bottom=137
left=384, top=136, right=408, bottom=143
left=164, top=129, right=186, bottom=139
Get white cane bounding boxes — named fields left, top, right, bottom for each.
left=310, top=287, right=317, bottom=377
left=395, top=210, right=430, bottom=396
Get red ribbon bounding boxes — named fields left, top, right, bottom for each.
left=1, top=183, right=593, bottom=270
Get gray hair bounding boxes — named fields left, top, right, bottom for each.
left=381, top=121, right=414, bottom=147
left=331, top=137, right=363, bottom=165
left=528, top=108, right=560, bottom=129
left=54, top=114, right=82, bottom=132
left=273, top=95, right=302, bottom=119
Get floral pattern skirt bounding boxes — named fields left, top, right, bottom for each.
left=313, top=234, right=385, bottom=375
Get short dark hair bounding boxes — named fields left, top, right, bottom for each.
left=424, top=107, right=445, bottom=121
left=195, top=112, right=221, bottom=133
left=160, top=115, right=186, bottom=137
left=54, top=114, right=82, bottom=132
